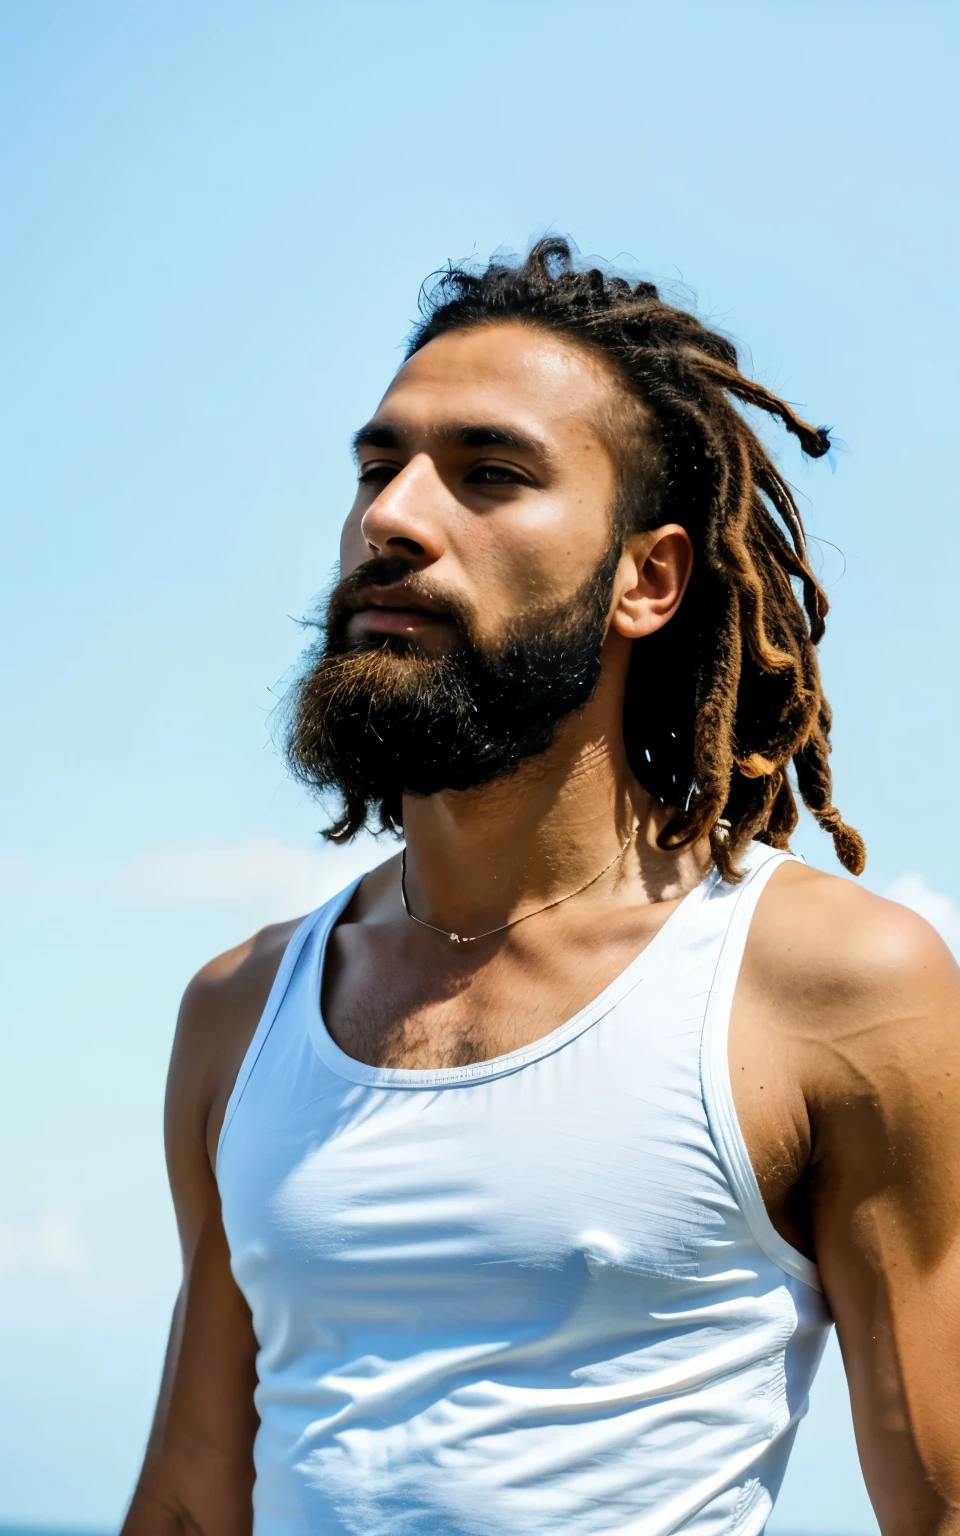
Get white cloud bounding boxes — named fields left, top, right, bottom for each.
left=884, top=873, right=960, bottom=955
left=0, top=1214, right=89, bottom=1279
left=118, top=832, right=394, bottom=928
left=0, top=832, right=397, bottom=928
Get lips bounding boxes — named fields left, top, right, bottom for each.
left=344, top=585, right=455, bottom=641
left=346, top=582, right=451, bottom=629
left=349, top=606, right=448, bottom=635
left=361, top=584, right=447, bottom=617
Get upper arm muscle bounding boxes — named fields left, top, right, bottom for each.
left=737, top=868, right=960, bottom=1535
left=813, top=911, right=960, bottom=1533
left=122, top=921, right=300, bottom=1535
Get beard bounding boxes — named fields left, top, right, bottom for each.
left=284, top=546, right=621, bottom=838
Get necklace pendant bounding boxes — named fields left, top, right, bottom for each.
left=449, top=932, right=461, bottom=943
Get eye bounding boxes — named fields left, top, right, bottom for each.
left=358, top=461, right=400, bottom=487
left=464, top=463, right=533, bottom=486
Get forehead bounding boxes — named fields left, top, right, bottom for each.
left=375, top=322, right=619, bottom=446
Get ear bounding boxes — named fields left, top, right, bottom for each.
left=610, top=524, right=694, bottom=640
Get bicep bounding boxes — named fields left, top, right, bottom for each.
left=811, top=922, right=960, bottom=1535
left=132, top=1203, right=259, bottom=1529
left=122, top=985, right=259, bottom=1535
left=818, top=1185, right=960, bottom=1534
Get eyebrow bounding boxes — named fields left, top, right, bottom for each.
left=351, top=420, right=553, bottom=464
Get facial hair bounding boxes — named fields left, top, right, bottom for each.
left=284, top=546, right=621, bottom=834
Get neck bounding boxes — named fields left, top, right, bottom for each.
left=399, top=660, right=708, bottom=933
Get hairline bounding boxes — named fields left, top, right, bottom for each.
left=405, top=314, right=667, bottom=537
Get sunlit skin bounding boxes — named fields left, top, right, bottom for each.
left=123, top=322, right=960, bottom=1536
left=344, top=324, right=633, bottom=650
left=336, top=322, right=699, bottom=937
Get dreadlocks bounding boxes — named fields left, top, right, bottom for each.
left=405, top=236, right=865, bottom=882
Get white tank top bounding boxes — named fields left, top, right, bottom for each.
left=217, top=841, right=831, bottom=1536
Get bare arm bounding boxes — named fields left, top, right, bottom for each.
left=122, top=923, right=298, bottom=1535
left=739, top=870, right=960, bottom=1535
left=813, top=905, right=960, bottom=1534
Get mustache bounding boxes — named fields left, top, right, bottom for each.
left=326, top=556, right=469, bottom=635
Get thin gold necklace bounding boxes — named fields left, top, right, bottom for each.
left=400, top=828, right=637, bottom=945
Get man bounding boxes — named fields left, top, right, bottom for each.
left=124, top=240, right=960, bottom=1535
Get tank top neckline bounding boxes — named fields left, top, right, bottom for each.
left=304, top=859, right=724, bottom=1090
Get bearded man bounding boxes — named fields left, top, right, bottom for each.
left=124, top=241, right=960, bottom=1536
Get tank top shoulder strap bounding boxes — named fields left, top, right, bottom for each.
left=699, top=844, right=823, bottom=1293
left=216, top=877, right=363, bottom=1175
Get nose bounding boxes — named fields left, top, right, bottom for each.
left=359, top=454, right=447, bottom=562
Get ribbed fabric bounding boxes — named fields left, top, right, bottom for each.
left=218, top=842, right=831, bottom=1535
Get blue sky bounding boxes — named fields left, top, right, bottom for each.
left=2, top=1, right=958, bottom=1529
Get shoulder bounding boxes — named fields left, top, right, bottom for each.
left=179, top=916, right=306, bottom=1037
left=744, top=856, right=960, bottom=1111
left=166, top=915, right=308, bottom=1166
left=164, top=858, right=400, bottom=1160
left=748, top=857, right=956, bottom=999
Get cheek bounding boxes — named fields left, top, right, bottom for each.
left=500, top=495, right=611, bottom=590
left=461, top=498, right=610, bottom=631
